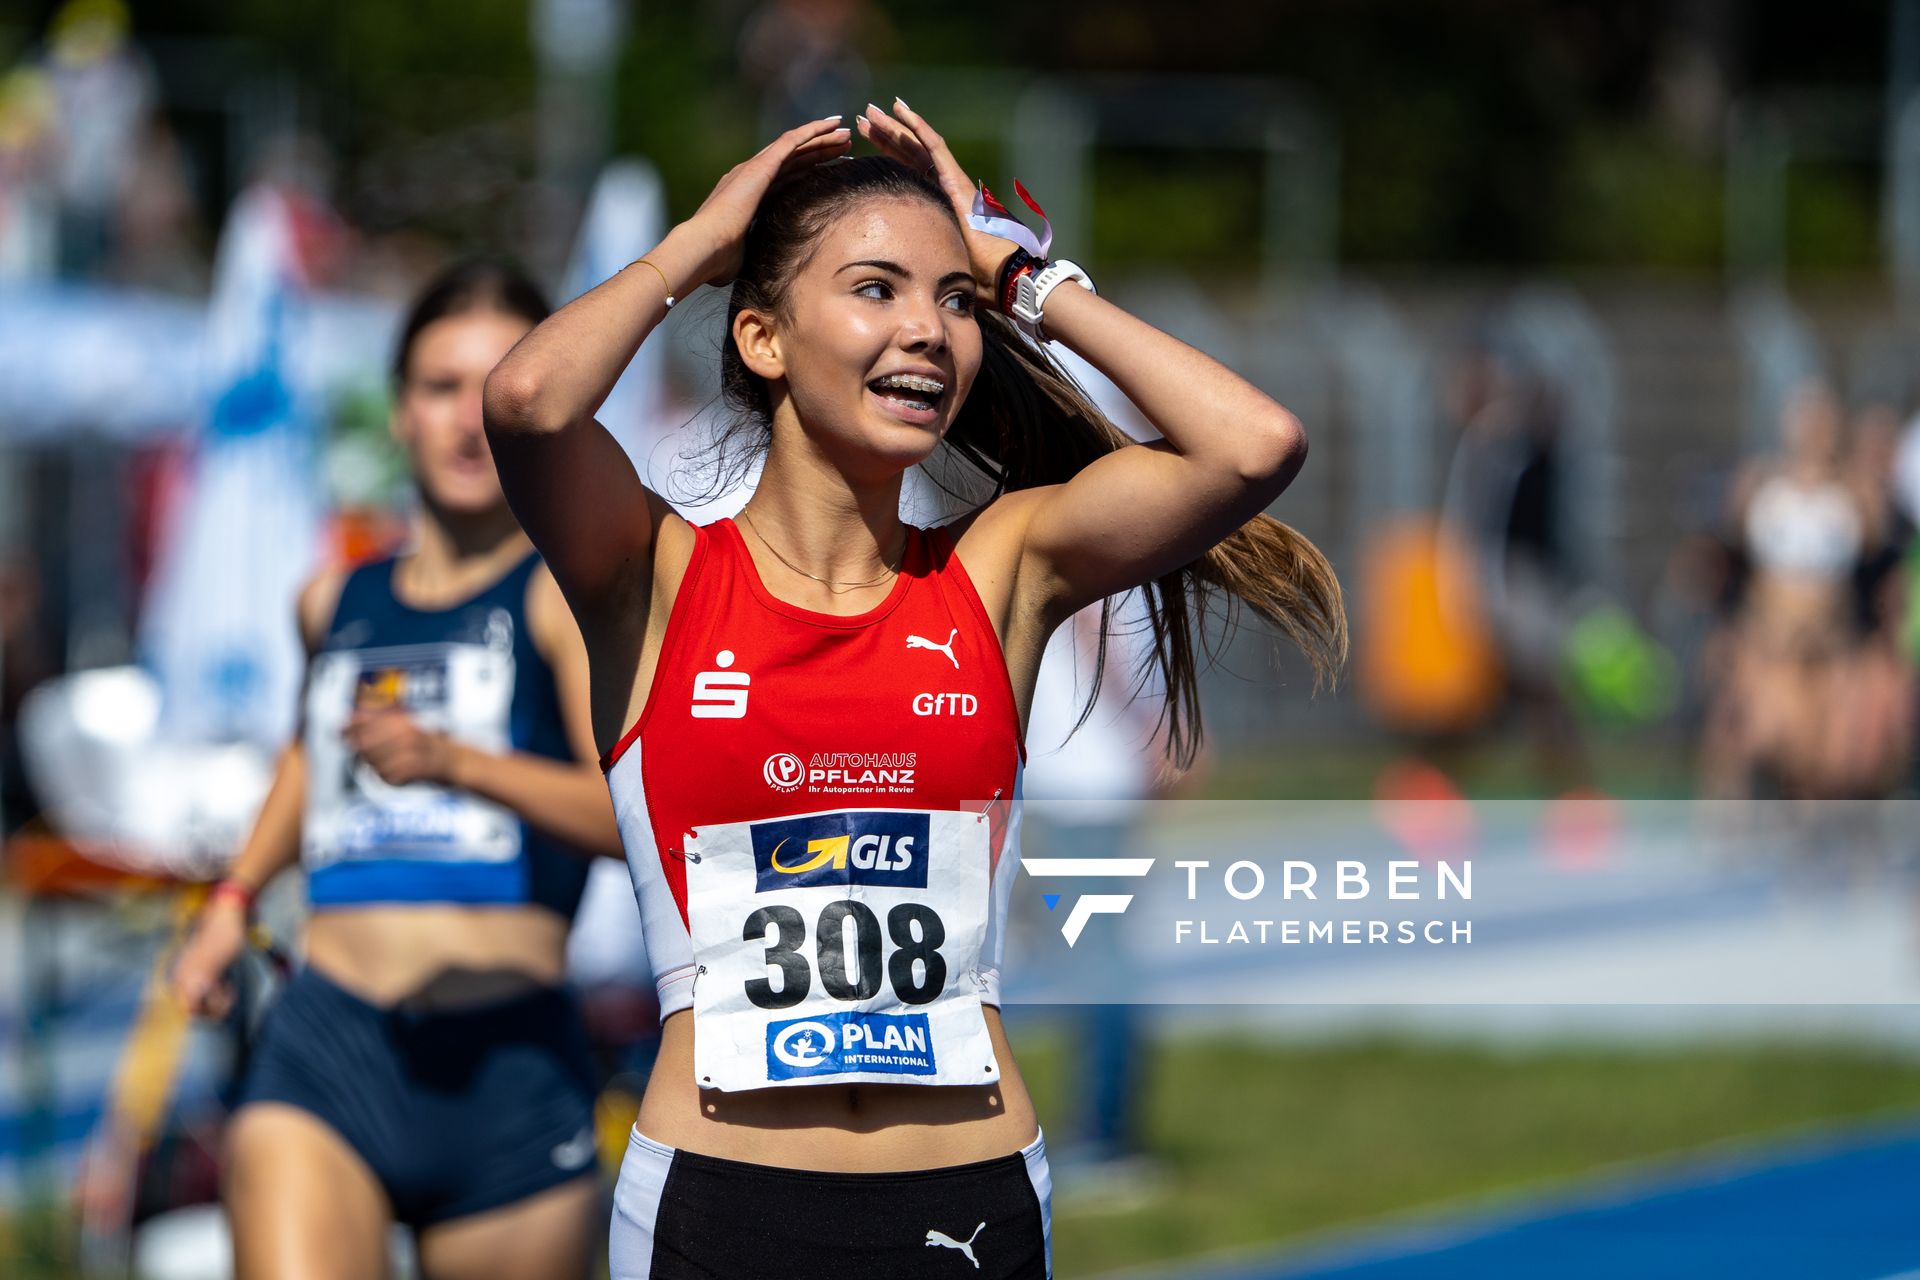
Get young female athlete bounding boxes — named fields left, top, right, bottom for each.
left=1704, top=380, right=1882, bottom=797
left=484, top=101, right=1345, bottom=1279
left=171, top=261, right=622, bottom=1280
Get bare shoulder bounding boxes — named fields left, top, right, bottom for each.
left=577, top=499, right=698, bottom=690
left=555, top=489, right=696, bottom=649
left=941, top=485, right=1065, bottom=634
left=645, top=504, right=701, bottom=616
left=295, top=567, right=351, bottom=654
left=945, top=486, right=1056, bottom=568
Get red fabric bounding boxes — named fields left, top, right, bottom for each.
left=606, top=518, right=1024, bottom=929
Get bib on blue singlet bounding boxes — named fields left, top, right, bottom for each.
left=304, top=641, right=521, bottom=869
left=684, top=806, right=999, bottom=1092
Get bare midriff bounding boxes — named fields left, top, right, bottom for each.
left=1744, top=574, right=1852, bottom=655
left=304, top=905, right=570, bottom=1009
left=634, top=1006, right=1040, bottom=1171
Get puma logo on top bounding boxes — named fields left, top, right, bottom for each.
left=906, top=628, right=960, bottom=670
left=925, top=1223, right=986, bottom=1268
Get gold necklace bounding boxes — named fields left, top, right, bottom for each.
left=738, top=509, right=908, bottom=593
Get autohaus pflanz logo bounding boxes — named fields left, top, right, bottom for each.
left=763, top=753, right=805, bottom=791
left=763, top=750, right=917, bottom=795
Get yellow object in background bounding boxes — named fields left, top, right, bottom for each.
left=105, top=890, right=202, bottom=1150
left=1357, top=516, right=1503, bottom=736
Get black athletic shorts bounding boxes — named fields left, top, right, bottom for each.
left=609, top=1126, right=1053, bottom=1279
left=236, top=966, right=599, bottom=1226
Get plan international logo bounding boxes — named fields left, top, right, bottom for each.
left=765, top=1011, right=936, bottom=1080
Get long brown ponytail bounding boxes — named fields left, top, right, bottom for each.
left=717, top=156, right=1347, bottom=768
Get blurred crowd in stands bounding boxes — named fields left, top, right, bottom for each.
left=0, top=0, right=203, bottom=288
left=3, top=0, right=1920, bottom=812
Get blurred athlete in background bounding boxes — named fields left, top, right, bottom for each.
left=172, top=261, right=621, bottom=1280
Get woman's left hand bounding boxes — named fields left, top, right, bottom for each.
left=858, top=99, right=1020, bottom=303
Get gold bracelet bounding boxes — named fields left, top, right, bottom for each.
left=632, top=257, right=677, bottom=309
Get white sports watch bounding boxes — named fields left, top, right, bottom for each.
left=1009, top=258, right=1096, bottom=339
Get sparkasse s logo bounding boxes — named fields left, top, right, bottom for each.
left=692, top=649, right=748, bottom=718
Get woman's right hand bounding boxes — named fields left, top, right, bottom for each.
left=677, top=116, right=851, bottom=288
left=172, top=897, right=249, bottom=1019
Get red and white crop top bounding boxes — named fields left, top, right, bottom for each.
left=602, top=517, right=1026, bottom=1089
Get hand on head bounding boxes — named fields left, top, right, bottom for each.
left=680, top=101, right=1027, bottom=304
left=684, top=115, right=853, bottom=288
left=857, top=99, right=1024, bottom=302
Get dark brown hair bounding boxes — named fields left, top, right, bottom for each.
left=719, top=156, right=1346, bottom=767
left=394, top=258, right=551, bottom=386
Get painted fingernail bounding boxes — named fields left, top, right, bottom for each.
left=866, top=102, right=882, bottom=116
left=824, top=114, right=843, bottom=121
left=894, top=96, right=911, bottom=111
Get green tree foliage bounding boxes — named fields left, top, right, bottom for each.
left=123, top=0, right=1890, bottom=272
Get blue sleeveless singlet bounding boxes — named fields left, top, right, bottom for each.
left=301, top=551, right=590, bottom=917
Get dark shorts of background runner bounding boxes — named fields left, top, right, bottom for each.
left=237, top=966, right=599, bottom=1226
left=609, top=1126, right=1053, bottom=1279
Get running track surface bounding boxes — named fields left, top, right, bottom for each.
left=1129, top=1118, right=1920, bottom=1280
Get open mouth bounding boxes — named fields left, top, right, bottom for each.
left=867, top=372, right=948, bottom=424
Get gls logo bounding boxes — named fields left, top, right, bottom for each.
left=692, top=650, right=748, bottom=718
left=750, top=811, right=931, bottom=891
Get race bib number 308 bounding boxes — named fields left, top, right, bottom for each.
left=684, top=807, right=999, bottom=1092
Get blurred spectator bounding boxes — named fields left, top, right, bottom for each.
left=738, top=0, right=875, bottom=138
left=1701, top=381, right=1892, bottom=798
left=1650, top=470, right=1744, bottom=742
left=1892, top=399, right=1920, bottom=537
left=1439, top=335, right=1586, bottom=783
left=42, top=0, right=159, bottom=279
left=1850, top=400, right=1909, bottom=639
left=0, top=63, right=59, bottom=279
left=112, top=115, right=204, bottom=292
left=1, top=552, right=53, bottom=834
left=1818, top=400, right=1915, bottom=796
